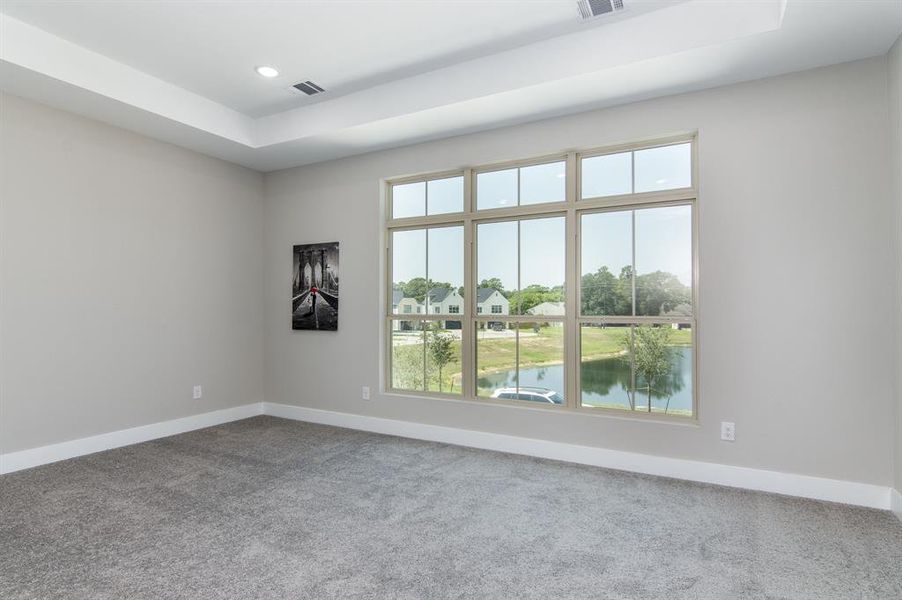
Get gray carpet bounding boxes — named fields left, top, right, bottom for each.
left=1, top=416, right=900, bottom=599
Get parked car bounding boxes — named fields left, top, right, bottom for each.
left=491, top=387, right=564, bottom=405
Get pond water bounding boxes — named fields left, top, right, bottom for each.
left=477, top=347, right=693, bottom=413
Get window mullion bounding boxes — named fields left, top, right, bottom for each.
left=515, top=324, right=520, bottom=397
left=631, top=210, right=637, bottom=317
left=516, top=166, right=521, bottom=208
left=463, top=214, right=474, bottom=399
left=630, top=150, right=636, bottom=194
left=385, top=235, right=392, bottom=317
left=516, top=220, right=521, bottom=315
left=421, top=323, right=427, bottom=392
left=464, top=167, right=475, bottom=399
left=567, top=150, right=578, bottom=206
left=630, top=325, right=637, bottom=411
left=566, top=150, right=579, bottom=410
left=566, top=207, right=578, bottom=410
left=516, top=219, right=521, bottom=394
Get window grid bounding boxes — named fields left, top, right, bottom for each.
left=388, top=170, right=466, bottom=220
left=578, top=141, right=694, bottom=202
left=386, top=134, right=697, bottom=420
left=389, top=222, right=465, bottom=318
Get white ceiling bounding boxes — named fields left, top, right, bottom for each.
left=1, top=0, right=901, bottom=172
left=2, top=0, right=675, bottom=118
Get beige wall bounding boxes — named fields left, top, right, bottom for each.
left=264, top=57, right=896, bottom=487
left=2, top=54, right=898, bottom=489
left=889, top=35, right=902, bottom=493
left=0, top=93, right=265, bottom=453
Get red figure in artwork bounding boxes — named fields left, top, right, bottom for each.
left=309, top=286, right=318, bottom=314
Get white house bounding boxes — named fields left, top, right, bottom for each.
left=426, top=288, right=463, bottom=316
left=392, top=287, right=464, bottom=330
left=392, top=290, right=422, bottom=331
left=477, top=288, right=509, bottom=328
left=392, top=287, right=507, bottom=329
left=395, top=295, right=422, bottom=316
left=476, top=287, right=509, bottom=316
left=526, top=301, right=565, bottom=326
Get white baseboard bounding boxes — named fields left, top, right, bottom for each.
left=2, top=400, right=894, bottom=513
left=892, top=488, right=902, bottom=523
left=263, top=402, right=892, bottom=511
left=0, top=403, right=264, bottom=474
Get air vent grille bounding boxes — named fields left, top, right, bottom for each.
left=293, top=81, right=325, bottom=96
left=577, top=0, right=625, bottom=20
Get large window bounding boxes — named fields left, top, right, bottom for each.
left=579, top=205, right=693, bottom=415
left=386, top=136, right=696, bottom=419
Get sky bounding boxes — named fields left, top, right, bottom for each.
left=392, top=176, right=463, bottom=218
left=392, top=143, right=692, bottom=292
left=477, top=161, right=565, bottom=209
left=582, top=205, right=692, bottom=286
left=392, top=226, right=464, bottom=289
left=477, top=217, right=565, bottom=290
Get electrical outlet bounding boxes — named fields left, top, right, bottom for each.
left=193, top=385, right=203, bottom=400
left=721, top=421, right=735, bottom=442
left=361, top=386, right=370, bottom=401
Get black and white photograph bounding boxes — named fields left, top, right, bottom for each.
left=292, top=242, right=339, bottom=331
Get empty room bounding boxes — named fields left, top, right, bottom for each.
left=2, top=1, right=902, bottom=598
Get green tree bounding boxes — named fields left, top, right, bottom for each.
left=400, top=278, right=452, bottom=303
left=428, top=330, right=455, bottom=392
left=581, top=265, right=689, bottom=317
left=581, top=266, right=619, bottom=315
left=510, top=284, right=565, bottom=315
left=627, top=325, right=674, bottom=412
left=478, top=278, right=505, bottom=294
left=400, top=277, right=427, bottom=302
left=392, top=343, right=424, bottom=390
left=616, top=266, right=633, bottom=315
left=635, top=271, right=690, bottom=316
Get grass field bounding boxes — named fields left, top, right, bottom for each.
left=391, top=325, right=692, bottom=394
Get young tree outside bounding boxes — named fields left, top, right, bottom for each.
left=393, top=351, right=423, bottom=390
left=625, top=325, right=674, bottom=412
left=428, top=330, right=455, bottom=393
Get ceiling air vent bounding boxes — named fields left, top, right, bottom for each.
left=292, top=80, right=325, bottom=96
left=577, top=0, right=625, bottom=20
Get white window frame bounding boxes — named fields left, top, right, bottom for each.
left=384, top=133, right=698, bottom=421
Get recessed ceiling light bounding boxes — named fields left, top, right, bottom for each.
left=255, top=66, right=279, bottom=78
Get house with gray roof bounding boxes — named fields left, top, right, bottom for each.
left=391, top=286, right=507, bottom=329
left=477, top=287, right=509, bottom=328
left=476, top=287, right=509, bottom=315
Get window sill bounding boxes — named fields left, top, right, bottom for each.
left=381, top=389, right=699, bottom=427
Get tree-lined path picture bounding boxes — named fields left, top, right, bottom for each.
left=292, top=242, right=339, bottom=331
